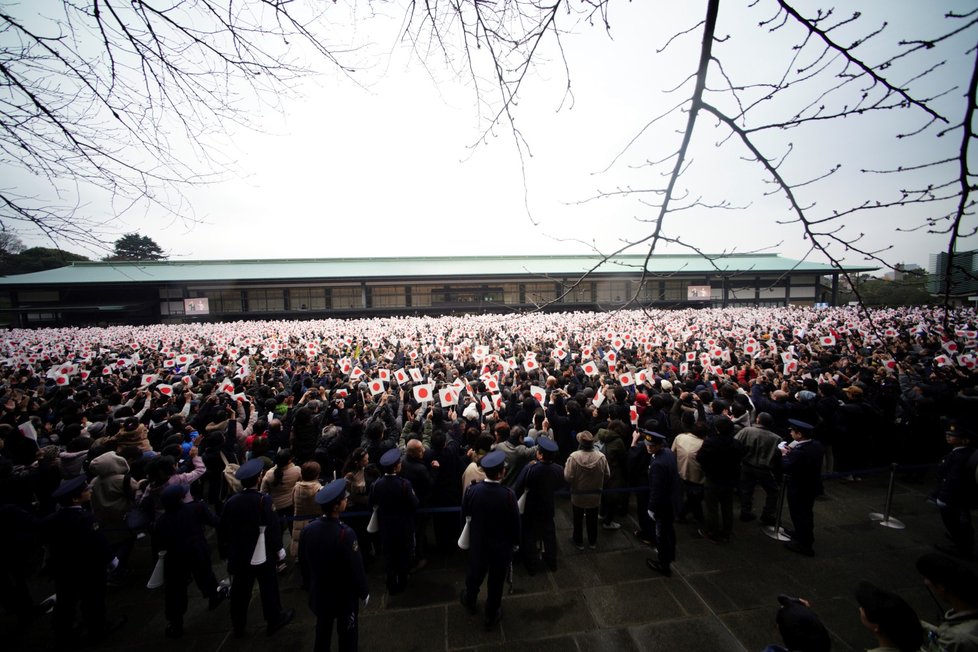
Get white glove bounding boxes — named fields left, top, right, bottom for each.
left=108, top=557, right=119, bottom=571
left=935, top=499, right=947, bottom=508
left=277, top=548, right=286, bottom=562
left=362, top=594, right=370, bottom=608
left=512, top=545, right=519, bottom=553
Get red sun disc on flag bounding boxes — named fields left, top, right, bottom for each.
left=418, top=388, right=429, bottom=398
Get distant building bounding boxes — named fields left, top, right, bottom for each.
left=928, top=250, right=978, bottom=300
left=0, top=253, right=873, bottom=327
left=882, top=263, right=923, bottom=282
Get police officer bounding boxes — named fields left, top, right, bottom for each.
left=512, top=437, right=564, bottom=574
left=642, top=430, right=682, bottom=577
left=299, top=478, right=370, bottom=652
left=153, top=483, right=226, bottom=639
left=781, top=419, right=825, bottom=557
left=41, top=476, right=126, bottom=647
left=218, top=459, right=294, bottom=637
left=932, top=422, right=976, bottom=560
left=460, top=450, right=521, bottom=629
left=369, top=448, right=419, bottom=595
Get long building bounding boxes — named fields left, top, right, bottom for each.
left=0, top=254, right=871, bottom=327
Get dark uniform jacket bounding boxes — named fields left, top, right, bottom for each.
left=647, top=448, right=683, bottom=520
left=462, top=480, right=521, bottom=556
left=512, top=460, right=565, bottom=518
left=299, top=516, right=369, bottom=612
left=41, top=506, right=113, bottom=581
left=218, top=489, right=283, bottom=574
left=155, top=500, right=219, bottom=563
left=782, top=440, right=825, bottom=498
left=369, top=474, right=419, bottom=542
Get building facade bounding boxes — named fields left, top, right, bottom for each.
left=0, top=254, right=869, bottom=327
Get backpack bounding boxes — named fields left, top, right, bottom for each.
left=220, top=451, right=242, bottom=494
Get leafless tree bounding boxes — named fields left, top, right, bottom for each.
left=0, top=0, right=345, bottom=250
left=402, top=1, right=977, bottom=317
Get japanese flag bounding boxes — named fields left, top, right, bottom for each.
left=821, top=334, right=836, bottom=347
left=368, top=378, right=385, bottom=396
left=181, top=375, right=195, bottom=386
left=606, top=351, right=617, bottom=365
left=349, top=367, right=365, bottom=382
left=636, top=369, right=648, bottom=385
left=629, top=405, right=638, bottom=425
left=485, top=377, right=499, bottom=392
left=141, top=374, right=159, bottom=387
left=413, top=383, right=435, bottom=403
left=581, top=347, right=592, bottom=358
left=611, top=338, right=624, bottom=350
left=884, top=328, right=897, bottom=338
left=552, top=348, right=567, bottom=360
left=158, top=385, right=174, bottom=397
left=453, top=377, right=466, bottom=391
left=334, top=389, right=349, bottom=398
left=482, top=395, right=494, bottom=413
left=685, top=351, right=696, bottom=362
left=744, top=343, right=758, bottom=356
left=582, top=361, right=599, bottom=376
left=18, top=421, right=37, bottom=442
left=409, top=368, right=424, bottom=383
left=474, top=345, right=489, bottom=359
left=958, top=354, right=976, bottom=369
left=530, top=385, right=547, bottom=405
left=377, top=368, right=390, bottom=382
left=394, top=368, right=409, bottom=385
left=439, top=387, right=458, bottom=408
left=219, top=379, right=236, bottom=394
left=79, top=369, right=90, bottom=380
left=408, top=349, right=419, bottom=361
left=52, top=373, right=70, bottom=387
left=884, top=359, right=897, bottom=370
left=504, top=357, right=518, bottom=371
left=524, top=356, right=538, bottom=372
left=339, top=359, right=353, bottom=374
left=102, top=366, right=113, bottom=375
left=680, top=362, right=689, bottom=375
left=619, top=372, right=634, bottom=386
left=933, top=354, right=951, bottom=367
left=943, top=340, right=959, bottom=354
left=176, top=354, right=194, bottom=366
left=783, top=360, right=798, bottom=375
left=592, top=390, right=606, bottom=408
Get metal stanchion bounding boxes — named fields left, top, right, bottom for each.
left=764, top=474, right=792, bottom=541
left=869, top=463, right=906, bottom=530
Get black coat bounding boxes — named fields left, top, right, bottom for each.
left=299, top=516, right=369, bottom=613
left=218, top=488, right=283, bottom=574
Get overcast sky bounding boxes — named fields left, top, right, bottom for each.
left=12, top=1, right=977, bottom=272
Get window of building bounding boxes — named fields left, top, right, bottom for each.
left=248, top=288, right=284, bottom=312
left=370, top=286, right=407, bottom=308
left=290, top=287, right=327, bottom=311
left=331, top=287, right=361, bottom=309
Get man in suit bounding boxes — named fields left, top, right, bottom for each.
left=218, top=459, right=294, bottom=637
left=460, top=450, right=521, bottom=629
left=369, top=448, right=419, bottom=595
left=642, top=429, right=683, bottom=577
left=41, top=476, right=126, bottom=648
left=299, top=478, right=370, bottom=652
left=781, top=419, right=825, bottom=557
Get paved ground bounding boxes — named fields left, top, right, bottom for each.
left=7, top=467, right=975, bottom=652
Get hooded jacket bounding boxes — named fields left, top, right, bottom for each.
left=89, top=451, right=137, bottom=542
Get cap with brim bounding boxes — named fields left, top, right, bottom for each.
left=576, top=431, right=594, bottom=444
left=787, top=419, right=814, bottom=433
left=315, top=478, right=348, bottom=505
left=161, top=483, right=188, bottom=502
left=946, top=423, right=973, bottom=439
left=480, top=450, right=506, bottom=471
left=380, top=448, right=402, bottom=468
left=235, top=458, right=265, bottom=481
left=659, top=380, right=673, bottom=392
left=51, top=476, right=88, bottom=500
left=639, top=429, right=667, bottom=445
left=537, top=437, right=558, bottom=453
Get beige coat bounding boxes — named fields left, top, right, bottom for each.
left=564, top=448, right=610, bottom=509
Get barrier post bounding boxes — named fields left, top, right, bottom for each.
left=763, top=474, right=792, bottom=542
left=869, top=463, right=906, bottom=530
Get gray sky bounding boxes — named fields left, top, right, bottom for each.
left=10, top=1, right=976, bottom=272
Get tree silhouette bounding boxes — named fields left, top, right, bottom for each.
left=107, top=233, right=166, bottom=261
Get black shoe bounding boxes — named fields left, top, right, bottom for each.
left=209, top=585, right=228, bottom=611
left=697, top=528, right=719, bottom=543
left=459, top=590, right=478, bottom=615
left=165, top=624, right=184, bottom=639
left=267, top=609, right=294, bottom=636
left=646, top=559, right=672, bottom=577
left=739, top=512, right=756, bottom=522
left=484, top=608, right=502, bottom=629
left=784, top=541, right=815, bottom=557
left=633, top=530, right=654, bottom=546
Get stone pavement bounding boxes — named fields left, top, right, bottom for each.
left=7, top=468, right=975, bottom=652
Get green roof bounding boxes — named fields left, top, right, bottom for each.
left=0, top=254, right=869, bottom=286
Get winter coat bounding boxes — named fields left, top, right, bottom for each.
left=564, top=447, right=610, bottom=509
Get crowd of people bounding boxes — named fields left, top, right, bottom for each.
left=1, top=305, right=977, bottom=649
